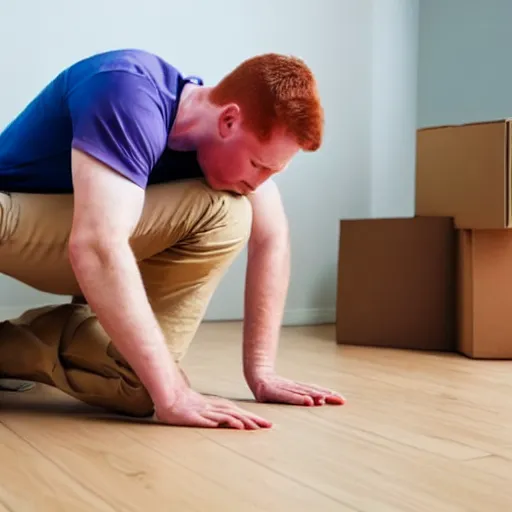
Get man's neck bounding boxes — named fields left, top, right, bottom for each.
left=168, top=84, right=213, bottom=151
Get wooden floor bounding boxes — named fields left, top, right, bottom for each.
left=0, top=321, right=511, bottom=511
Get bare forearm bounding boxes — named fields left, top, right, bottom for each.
left=243, top=237, right=290, bottom=385
left=69, top=240, right=187, bottom=409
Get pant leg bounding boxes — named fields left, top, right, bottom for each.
left=137, top=183, right=252, bottom=361
left=0, top=303, right=154, bottom=416
left=0, top=179, right=252, bottom=415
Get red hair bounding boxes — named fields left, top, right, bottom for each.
left=209, top=53, right=324, bottom=151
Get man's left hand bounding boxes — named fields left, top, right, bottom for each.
left=250, top=373, right=346, bottom=406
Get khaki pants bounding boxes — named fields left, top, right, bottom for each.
left=0, top=179, right=251, bottom=417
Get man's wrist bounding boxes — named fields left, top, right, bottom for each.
left=244, top=362, right=274, bottom=388
left=152, top=377, right=188, bottom=414
left=140, top=340, right=190, bottom=412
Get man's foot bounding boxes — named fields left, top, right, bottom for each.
left=0, top=379, right=35, bottom=392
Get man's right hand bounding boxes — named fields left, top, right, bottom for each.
left=154, top=389, right=272, bottom=430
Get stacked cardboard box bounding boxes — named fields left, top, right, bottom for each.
left=416, top=119, right=512, bottom=359
left=336, top=119, right=512, bottom=359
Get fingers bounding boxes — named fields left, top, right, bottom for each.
left=192, top=416, right=221, bottom=428
left=204, top=411, right=245, bottom=430
left=204, top=410, right=271, bottom=430
left=261, top=387, right=315, bottom=406
left=287, top=383, right=346, bottom=406
left=302, top=390, right=345, bottom=406
left=224, top=406, right=272, bottom=429
left=315, top=389, right=345, bottom=403
left=203, top=399, right=272, bottom=430
left=155, top=390, right=273, bottom=429
left=324, top=394, right=345, bottom=405
left=209, top=398, right=272, bottom=426
left=294, top=382, right=342, bottom=398
left=277, top=384, right=323, bottom=405
left=262, top=382, right=345, bottom=407
left=225, top=411, right=266, bottom=430
left=222, top=405, right=272, bottom=429
left=153, top=411, right=220, bottom=429
left=241, top=410, right=272, bottom=429
left=282, top=390, right=315, bottom=406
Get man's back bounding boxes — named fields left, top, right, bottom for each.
left=0, top=49, right=203, bottom=193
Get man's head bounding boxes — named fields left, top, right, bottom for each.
left=179, top=53, right=324, bottom=195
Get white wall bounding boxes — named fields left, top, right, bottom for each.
left=370, top=0, right=418, bottom=218
left=0, top=0, right=418, bottom=324
left=418, top=0, right=512, bottom=128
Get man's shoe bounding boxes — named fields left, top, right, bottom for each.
left=0, top=379, right=35, bottom=392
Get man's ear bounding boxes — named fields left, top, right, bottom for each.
left=218, top=104, right=241, bottom=139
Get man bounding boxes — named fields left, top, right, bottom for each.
left=0, top=49, right=344, bottom=429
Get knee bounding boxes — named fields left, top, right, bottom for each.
left=184, top=181, right=253, bottom=251
left=215, top=191, right=253, bottom=248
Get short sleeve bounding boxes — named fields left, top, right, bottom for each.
left=68, top=71, right=168, bottom=189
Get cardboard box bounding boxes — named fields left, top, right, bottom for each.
left=457, top=229, right=512, bottom=358
left=416, top=119, right=512, bottom=229
left=336, top=216, right=456, bottom=351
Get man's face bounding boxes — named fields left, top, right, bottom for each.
left=196, top=105, right=300, bottom=195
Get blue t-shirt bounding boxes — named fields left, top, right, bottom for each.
left=0, top=49, right=204, bottom=193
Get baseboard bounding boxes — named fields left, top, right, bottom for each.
left=205, top=308, right=336, bottom=326
left=0, top=305, right=336, bottom=326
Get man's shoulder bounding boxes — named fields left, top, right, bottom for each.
left=67, top=49, right=201, bottom=90
left=64, top=49, right=203, bottom=114
left=83, top=49, right=178, bottom=77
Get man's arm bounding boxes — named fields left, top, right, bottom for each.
left=69, top=149, right=272, bottom=428
left=69, top=149, right=188, bottom=410
left=243, top=179, right=290, bottom=384
left=244, top=179, right=345, bottom=406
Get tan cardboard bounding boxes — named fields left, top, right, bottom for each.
left=457, top=229, right=512, bottom=359
left=416, top=119, right=512, bottom=229
left=336, top=216, right=456, bottom=352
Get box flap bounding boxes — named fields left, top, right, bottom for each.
left=418, top=118, right=512, bottom=132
